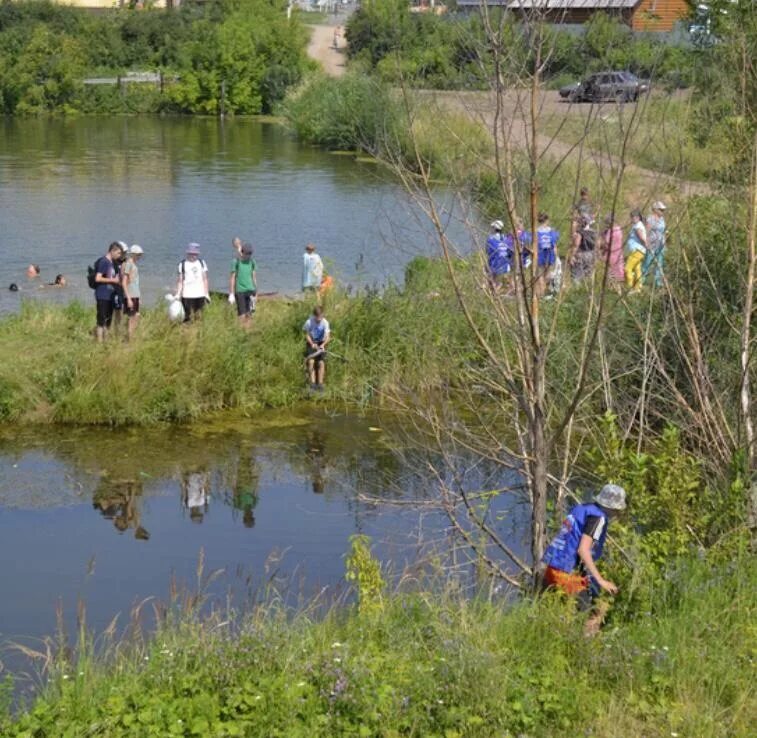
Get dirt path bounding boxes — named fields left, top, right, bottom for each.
left=307, top=22, right=347, bottom=78
left=420, top=89, right=710, bottom=200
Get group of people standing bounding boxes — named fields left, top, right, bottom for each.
left=91, top=238, right=265, bottom=341
left=89, top=238, right=334, bottom=390
left=91, top=241, right=145, bottom=342
left=486, top=188, right=667, bottom=295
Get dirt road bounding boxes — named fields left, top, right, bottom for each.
left=307, top=22, right=346, bottom=78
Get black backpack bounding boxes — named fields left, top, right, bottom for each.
left=87, top=261, right=99, bottom=289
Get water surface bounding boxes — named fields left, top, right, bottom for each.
left=0, top=117, right=470, bottom=313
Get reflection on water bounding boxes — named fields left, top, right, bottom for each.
left=0, top=410, right=530, bottom=699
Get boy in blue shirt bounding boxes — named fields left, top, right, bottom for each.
left=542, top=484, right=626, bottom=634
left=535, top=212, right=559, bottom=296
left=485, top=220, right=512, bottom=289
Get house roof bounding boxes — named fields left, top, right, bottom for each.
left=456, top=0, right=638, bottom=7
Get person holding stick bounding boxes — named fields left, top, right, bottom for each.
left=303, top=305, right=331, bottom=392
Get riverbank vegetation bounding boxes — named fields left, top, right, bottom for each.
left=1, top=547, right=753, bottom=737
left=0, top=0, right=310, bottom=115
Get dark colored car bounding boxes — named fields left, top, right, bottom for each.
left=559, top=72, right=649, bottom=103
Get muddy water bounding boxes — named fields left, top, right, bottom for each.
left=0, top=410, right=529, bottom=695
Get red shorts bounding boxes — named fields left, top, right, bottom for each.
left=544, top=565, right=588, bottom=595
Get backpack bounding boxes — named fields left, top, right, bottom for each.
left=87, top=259, right=100, bottom=289
left=180, top=258, right=207, bottom=278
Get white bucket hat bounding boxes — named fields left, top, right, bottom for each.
left=594, top=483, right=627, bottom=511
left=652, top=201, right=667, bottom=211
left=490, top=220, right=504, bottom=231
left=129, top=245, right=144, bottom=255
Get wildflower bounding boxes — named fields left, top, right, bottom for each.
left=144, top=656, right=150, bottom=661
left=333, top=657, right=341, bottom=663
left=331, top=642, right=342, bottom=648
left=662, top=646, right=670, bottom=652
left=62, top=675, right=70, bottom=680
left=255, top=695, right=262, bottom=701
left=297, top=681, right=306, bottom=687
left=437, top=699, right=444, bottom=705
left=671, top=733, right=679, bottom=737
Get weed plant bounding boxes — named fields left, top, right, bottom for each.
left=0, top=551, right=752, bottom=737
left=0, top=279, right=471, bottom=426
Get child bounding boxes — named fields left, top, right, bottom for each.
left=542, top=484, right=626, bottom=635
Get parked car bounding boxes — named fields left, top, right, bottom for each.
left=559, top=72, right=649, bottom=103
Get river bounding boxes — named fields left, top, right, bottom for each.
left=0, top=117, right=471, bottom=313
left=0, top=117, right=511, bottom=697
left=0, top=410, right=529, bottom=700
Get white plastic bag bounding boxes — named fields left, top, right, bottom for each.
left=165, top=293, right=185, bottom=323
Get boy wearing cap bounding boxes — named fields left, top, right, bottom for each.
left=486, top=220, right=512, bottom=289
left=123, top=245, right=144, bottom=340
left=644, top=201, right=667, bottom=288
left=542, top=484, right=627, bottom=634
left=176, top=244, right=209, bottom=323
left=228, top=243, right=257, bottom=325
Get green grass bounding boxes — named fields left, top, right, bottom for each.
left=1, top=555, right=753, bottom=737
left=542, top=96, right=728, bottom=183
left=0, top=272, right=472, bottom=426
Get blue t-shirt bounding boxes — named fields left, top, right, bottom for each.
left=542, top=503, right=609, bottom=573
left=536, top=226, right=559, bottom=267
left=626, top=221, right=647, bottom=255
left=94, top=256, right=116, bottom=301
left=486, top=233, right=512, bottom=275
left=303, top=316, right=330, bottom=345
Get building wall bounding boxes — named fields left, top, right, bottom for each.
left=630, top=0, right=689, bottom=32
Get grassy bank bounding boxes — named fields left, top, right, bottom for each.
left=0, top=269, right=470, bottom=425
left=1, top=553, right=753, bottom=737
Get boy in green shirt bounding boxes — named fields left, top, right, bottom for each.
left=228, top=243, right=257, bottom=325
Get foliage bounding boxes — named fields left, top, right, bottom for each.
left=280, top=72, right=402, bottom=151
left=688, top=0, right=757, bottom=183
left=0, top=555, right=753, bottom=737
left=344, top=534, right=386, bottom=614
left=345, top=6, right=693, bottom=90
left=0, top=0, right=309, bottom=115
left=281, top=74, right=489, bottom=177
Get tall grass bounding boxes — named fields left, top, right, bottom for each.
left=0, top=277, right=473, bottom=426
left=1, top=555, right=752, bottom=737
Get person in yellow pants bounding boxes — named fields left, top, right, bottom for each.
left=624, top=209, right=647, bottom=292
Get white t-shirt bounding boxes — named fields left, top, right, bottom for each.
left=179, top=258, right=208, bottom=298
left=303, top=252, right=324, bottom=289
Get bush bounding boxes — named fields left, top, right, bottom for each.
left=0, top=0, right=309, bottom=115
left=281, top=72, right=402, bottom=151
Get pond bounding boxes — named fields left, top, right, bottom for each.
left=0, top=410, right=529, bottom=698
left=0, top=117, right=471, bottom=314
